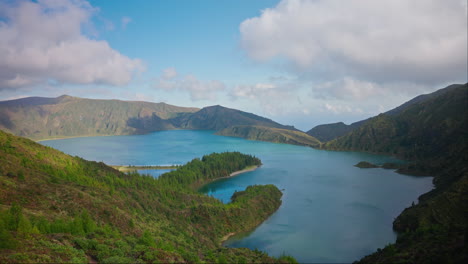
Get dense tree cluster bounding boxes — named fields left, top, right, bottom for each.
left=158, top=152, right=261, bottom=188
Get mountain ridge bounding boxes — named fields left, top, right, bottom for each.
left=307, top=83, right=466, bottom=142
left=0, top=95, right=200, bottom=140
left=169, top=105, right=297, bottom=131
left=0, top=95, right=301, bottom=142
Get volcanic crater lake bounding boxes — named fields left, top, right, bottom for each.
left=41, top=130, right=433, bottom=263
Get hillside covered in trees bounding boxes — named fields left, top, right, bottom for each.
left=0, top=130, right=294, bottom=263
left=308, top=84, right=465, bottom=143
left=322, top=84, right=468, bottom=263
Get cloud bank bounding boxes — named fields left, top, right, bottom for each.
left=240, top=0, right=467, bottom=88
left=0, top=0, right=144, bottom=90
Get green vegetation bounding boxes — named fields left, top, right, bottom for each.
left=217, top=125, right=321, bottom=147
left=0, top=129, right=294, bottom=263
left=321, top=83, right=468, bottom=263
left=158, top=152, right=262, bottom=189
left=354, top=161, right=379, bottom=168
left=307, top=121, right=363, bottom=142
left=110, top=165, right=180, bottom=172
left=307, top=84, right=465, bottom=143
left=170, top=105, right=295, bottom=131
left=354, top=161, right=403, bottom=170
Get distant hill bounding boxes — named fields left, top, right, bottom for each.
left=0, top=95, right=199, bottom=140
left=0, top=129, right=293, bottom=263
left=325, top=84, right=467, bottom=168
left=0, top=96, right=300, bottom=145
left=170, top=105, right=296, bottom=131
left=305, top=121, right=363, bottom=142
left=216, top=125, right=321, bottom=147
left=323, top=83, right=468, bottom=263
left=307, top=84, right=466, bottom=142
left=384, top=83, right=465, bottom=116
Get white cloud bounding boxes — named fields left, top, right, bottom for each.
left=121, top=16, right=131, bottom=29
left=231, top=83, right=276, bottom=99
left=312, top=78, right=382, bottom=100
left=324, top=103, right=349, bottom=114
left=162, top=67, right=178, bottom=80
left=240, top=0, right=467, bottom=85
left=0, top=0, right=144, bottom=90
left=230, top=80, right=300, bottom=116
left=154, top=68, right=225, bottom=101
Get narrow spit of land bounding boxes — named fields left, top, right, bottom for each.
left=202, top=165, right=260, bottom=185
left=228, top=165, right=259, bottom=178
left=110, top=165, right=180, bottom=172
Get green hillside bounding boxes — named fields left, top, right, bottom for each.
left=308, top=84, right=466, bottom=142
left=217, top=125, right=321, bottom=147
left=323, top=84, right=468, bottom=263
left=0, top=130, right=295, bottom=263
left=170, top=105, right=296, bottom=131
left=325, top=84, right=467, bottom=173
left=306, top=121, right=363, bottom=142
left=0, top=95, right=199, bottom=140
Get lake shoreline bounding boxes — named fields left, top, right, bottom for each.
left=110, top=165, right=179, bottom=172
left=195, top=165, right=260, bottom=191
left=215, top=165, right=270, bottom=245
left=35, top=134, right=121, bottom=142
left=227, top=165, right=260, bottom=178
left=34, top=129, right=215, bottom=142
left=220, top=232, right=236, bottom=244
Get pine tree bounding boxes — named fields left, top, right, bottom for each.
left=17, top=214, right=33, bottom=236
left=0, top=217, right=16, bottom=249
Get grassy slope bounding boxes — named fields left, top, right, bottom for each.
left=0, top=95, right=199, bottom=140
left=323, top=84, right=468, bottom=263
left=216, top=125, right=321, bottom=147
left=170, top=105, right=297, bottom=131
left=0, top=130, right=294, bottom=263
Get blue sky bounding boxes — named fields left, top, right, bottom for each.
left=0, top=0, right=466, bottom=130
left=92, top=0, right=276, bottom=78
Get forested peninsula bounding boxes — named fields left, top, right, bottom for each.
left=0, top=130, right=295, bottom=263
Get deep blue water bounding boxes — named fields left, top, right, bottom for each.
left=41, top=130, right=433, bottom=263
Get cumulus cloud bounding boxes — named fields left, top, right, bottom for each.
left=312, top=78, right=382, bottom=100
left=311, top=77, right=432, bottom=101
left=322, top=103, right=363, bottom=115
left=162, top=67, right=178, bottom=80
left=121, top=16, right=132, bottom=29
left=0, top=0, right=144, bottom=90
left=231, top=83, right=276, bottom=99
left=240, top=0, right=467, bottom=85
left=154, top=68, right=225, bottom=101
left=230, top=80, right=300, bottom=116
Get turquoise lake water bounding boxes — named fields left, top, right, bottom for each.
left=41, top=130, right=433, bottom=263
